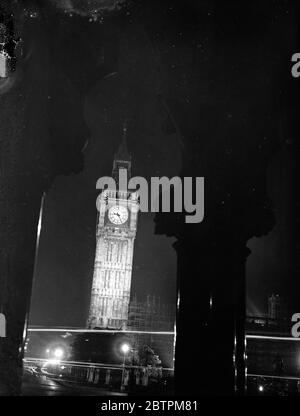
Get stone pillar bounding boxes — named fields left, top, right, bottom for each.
left=0, top=2, right=97, bottom=394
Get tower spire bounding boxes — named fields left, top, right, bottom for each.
left=115, top=119, right=131, bottom=162
left=112, top=120, right=132, bottom=182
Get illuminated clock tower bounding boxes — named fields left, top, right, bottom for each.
left=87, top=127, right=139, bottom=329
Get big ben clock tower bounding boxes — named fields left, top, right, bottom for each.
left=87, top=126, right=139, bottom=329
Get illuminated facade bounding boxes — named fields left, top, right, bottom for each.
left=87, top=129, right=139, bottom=329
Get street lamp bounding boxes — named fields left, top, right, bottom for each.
left=120, top=343, right=130, bottom=391
left=121, top=343, right=130, bottom=355
left=53, top=347, right=64, bottom=360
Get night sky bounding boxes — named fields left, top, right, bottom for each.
left=27, top=0, right=298, bottom=327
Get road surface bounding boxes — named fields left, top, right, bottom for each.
left=21, top=371, right=126, bottom=396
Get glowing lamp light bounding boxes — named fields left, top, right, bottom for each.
left=53, top=347, right=64, bottom=359
left=120, top=343, right=130, bottom=354
left=258, top=385, right=264, bottom=392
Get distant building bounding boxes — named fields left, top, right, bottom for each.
left=128, top=295, right=175, bottom=369
left=267, top=294, right=287, bottom=321
left=247, top=294, right=290, bottom=336
left=128, top=294, right=175, bottom=332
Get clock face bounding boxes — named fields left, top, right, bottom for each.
left=108, top=205, right=128, bottom=225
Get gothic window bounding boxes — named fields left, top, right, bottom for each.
left=117, top=241, right=122, bottom=263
